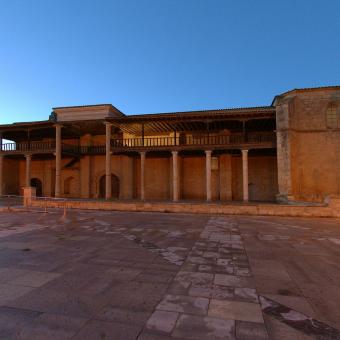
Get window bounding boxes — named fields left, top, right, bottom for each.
left=326, top=104, right=339, bottom=129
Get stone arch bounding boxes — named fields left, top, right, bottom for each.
left=30, top=178, right=43, bottom=197
left=98, top=174, right=120, bottom=199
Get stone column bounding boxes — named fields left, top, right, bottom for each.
left=242, top=149, right=249, bottom=202
left=105, top=122, right=112, bottom=200
left=55, top=124, right=62, bottom=197
left=140, top=152, right=146, bottom=201
left=25, top=154, right=31, bottom=187
left=205, top=150, right=212, bottom=202
left=0, top=155, right=3, bottom=196
left=172, top=151, right=179, bottom=202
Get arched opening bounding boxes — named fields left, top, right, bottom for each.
left=64, top=176, right=76, bottom=196
left=99, top=174, right=120, bottom=199
left=30, top=178, right=43, bottom=197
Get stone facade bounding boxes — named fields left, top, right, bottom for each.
left=275, top=87, right=340, bottom=202
left=0, top=86, right=339, bottom=204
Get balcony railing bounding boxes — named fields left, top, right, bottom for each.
left=110, top=132, right=276, bottom=149
left=0, top=132, right=276, bottom=154
left=1, top=141, right=56, bottom=152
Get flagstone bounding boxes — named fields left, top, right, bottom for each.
left=209, top=299, right=264, bottom=323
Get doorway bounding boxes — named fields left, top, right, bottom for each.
left=30, top=178, right=43, bottom=197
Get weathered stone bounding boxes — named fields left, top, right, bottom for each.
left=156, top=294, right=209, bottom=315
left=146, top=310, right=178, bottom=333
left=172, top=314, right=235, bottom=340
left=214, top=274, right=254, bottom=288
left=209, top=299, right=264, bottom=323
left=236, top=320, right=268, bottom=340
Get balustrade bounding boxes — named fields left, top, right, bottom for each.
left=0, top=132, right=276, bottom=155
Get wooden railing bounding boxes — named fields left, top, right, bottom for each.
left=0, top=132, right=276, bottom=154
left=110, top=132, right=276, bottom=149
left=1, top=141, right=56, bottom=152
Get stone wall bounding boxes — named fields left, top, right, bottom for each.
left=29, top=196, right=340, bottom=218
left=276, top=88, right=340, bottom=202
left=90, top=155, right=134, bottom=199
left=2, top=158, right=19, bottom=195
left=11, top=153, right=279, bottom=201
left=134, top=156, right=171, bottom=200
left=232, top=155, right=278, bottom=201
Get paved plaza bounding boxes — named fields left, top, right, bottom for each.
left=0, top=209, right=340, bottom=339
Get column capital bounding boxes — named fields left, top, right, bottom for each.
left=241, top=149, right=249, bottom=154
left=25, top=154, right=32, bottom=159
left=140, top=151, right=146, bottom=156
left=104, top=121, right=112, bottom=126
left=171, top=150, right=178, bottom=156
left=53, top=123, right=63, bottom=128
left=205, top=150, right=212, bottom=155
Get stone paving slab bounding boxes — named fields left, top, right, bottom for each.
left=172, top=314, right=235, bottom=340
left=0, top=283, right=35, bottom=305
left=209, top=299, right=264, bottom=323
left=156, top=294, right=209, bottom=315
left=0, top=211, right=340, bottom=339
left=146, top=310, right=179, bottom=333
left=72, top=319, right=142, bottom=340
left=17, top=313, right=88, bottom=340
left=9, top=270, right=61, bottom=288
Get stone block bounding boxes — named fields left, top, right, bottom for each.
left=146, top=310, right=178, bottom=333
left=172, top=314, right=235, bottom=340
left=156, top=294, right=209, bottom=316
left=209, top=299, right=264, bottom=323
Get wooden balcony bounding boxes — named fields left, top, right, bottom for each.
left=0, top=141, right=56, bottom=154
left=0, top=132, right=276, bottom=156
left=110, top=132, right=276, bottom=152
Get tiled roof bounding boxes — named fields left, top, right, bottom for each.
left=121, top=106, right=274, bottom=120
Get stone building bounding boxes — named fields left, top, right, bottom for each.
left=0, top=85, right=339, bottom=203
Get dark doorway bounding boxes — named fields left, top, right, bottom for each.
left=99, top=174, right=120, bottom=199
left=30, top=178, right=43, bottom=197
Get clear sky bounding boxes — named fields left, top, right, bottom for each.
left=0, top=0, right=339, bottom=124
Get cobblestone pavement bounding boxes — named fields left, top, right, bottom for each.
left=0, top=210, right=339, bottom=339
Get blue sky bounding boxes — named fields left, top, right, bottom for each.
left=0, top=0, right=339, bottom=124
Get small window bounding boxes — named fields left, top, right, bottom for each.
left=326, top=104, right=339, bottom=129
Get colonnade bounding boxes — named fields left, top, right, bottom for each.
left=103, top=123, right=249, bottom=202
left=0, top=123, right=250, bottom=202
